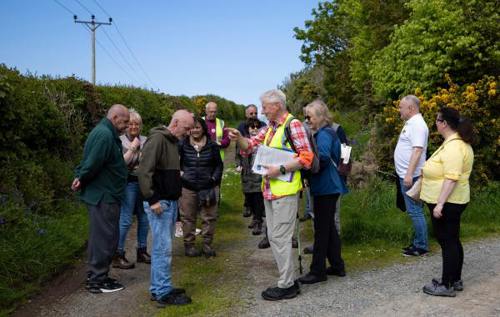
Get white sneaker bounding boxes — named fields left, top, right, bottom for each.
left=175, top=222, right=183, bottom=238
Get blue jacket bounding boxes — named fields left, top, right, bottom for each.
left=310, top=125, right=349, bottom=196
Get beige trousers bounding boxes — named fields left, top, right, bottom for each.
left=263, top=193, right=299, bottom=289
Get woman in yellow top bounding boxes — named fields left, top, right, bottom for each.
left=421, top=107, right=475, bottom=297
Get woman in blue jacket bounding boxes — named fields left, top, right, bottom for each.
left=298, top=100, right=348, bottom=285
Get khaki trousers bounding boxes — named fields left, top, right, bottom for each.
left=263, top=193, right=299, bottom=289
left=179, top=187, right=219, bottom=246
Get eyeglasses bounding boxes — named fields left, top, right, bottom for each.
left=436, top=118, right=444, bottom=122
left=248, top=112, right=257, bottom=115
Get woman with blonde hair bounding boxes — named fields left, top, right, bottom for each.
left=298, top=100, right=348, bottom=285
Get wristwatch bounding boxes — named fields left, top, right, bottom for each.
left=279, top=165, right=286, bottom=175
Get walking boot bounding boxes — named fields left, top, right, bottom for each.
left=243, top=206, right=252, bottom=218
left=184, top=244, right=201, bottom=257
left=248, top=219, right=258, bottom=229
left=112, top=252, right=135, bottom=269
left=258, top=236, right=270, bottom=249
left=137, top=247, right=151, bottom=264
left=252, top=221, right=263, bottom=235
left=202, top=244, right=216, bottom=258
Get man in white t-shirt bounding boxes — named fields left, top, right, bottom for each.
left=394, top=95, right=429, bottom=256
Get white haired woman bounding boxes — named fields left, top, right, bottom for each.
left=298, top=100, right=348, bottom=284
left=112, top=109, right=151, bottom=269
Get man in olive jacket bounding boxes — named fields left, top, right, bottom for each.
left=71, top=104, right=130, bottom=294
left=137, top=109, right=194, bottom=307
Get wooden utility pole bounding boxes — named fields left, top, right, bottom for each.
left=74, top=15, right=112, bottom=85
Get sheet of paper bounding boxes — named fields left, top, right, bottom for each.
left=341, top=144, right=352, bottom=164
left=252, top=145, right=296, bottom=182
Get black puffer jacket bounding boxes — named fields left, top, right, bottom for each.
left=179, top=138, right=223, bottom=191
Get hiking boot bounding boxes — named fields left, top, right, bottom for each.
left=112, top=253, right=135, bottom=269
left=248, top=219, right=258, bottom=229
left=326, top=266, right=346, bottom=277
left=258, top=236, right=270, bottom=249
left=202, top=244, right=216, bottom=258
left=303, top=244, right=314, bottom=254
left=184, top=245, right=201, bottom=257
left=423, top=282, right=456, bottom=297
left=402, top=246, right=428, bottom=257
left=292, top=237, right=298, bottom=249
left=157, top=292, right=192, bottom=307
left=151, top=288, right=186, bottom=301
left=261, top=281, right=300, bottom=301
left=298, top=273, right=327, bottom=284
left=252, top=222, right=263, bottom=235
left=432, top=278, right=464, bottom=291
left=137, top=247, right=151, bottom=264
left=243, top=207, right=252, bottom=218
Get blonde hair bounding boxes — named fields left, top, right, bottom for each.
left=306, top=99, right=332, bottom=125
left=129, top=108, right=143, bottom=127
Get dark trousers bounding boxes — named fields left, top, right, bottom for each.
left=246, top=192, right=264, bottom=223
left=311, top=194, right=344, bottom=277
left=427, top=202, right=467, bottom=287
left=87, top=201, right=120, bottom=283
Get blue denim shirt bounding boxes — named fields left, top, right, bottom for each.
left=310, top=125, right=348, bottom=196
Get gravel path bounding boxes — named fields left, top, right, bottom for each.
left=237, top=237, right=500, bottom=317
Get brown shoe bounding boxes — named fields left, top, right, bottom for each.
left=137, top=247, right=151, bottom=264
left=184, top=245, right=201, bottom=257
left=112, top=253, right=135, bottom=269
left=202, top=244, right=216, bottom=258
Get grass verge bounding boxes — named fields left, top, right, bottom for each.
left=0, top=201, right=88, bottom=316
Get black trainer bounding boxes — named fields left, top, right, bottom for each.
left=87, top=278, right=124, bottom=294
left=261, top=281, right=300, bottom=301
left=402, top=244, right=414, bottom=252
left=402, top=246, right=428, bottom=257
left=151, top=288, right=186, bottom=301
left=157, top=292, right=192, bottom=307
left=298, top=273, right=327, bottom=284
left=432, top=278, right=464, bottom=291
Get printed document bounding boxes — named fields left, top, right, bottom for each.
left=252, top=145, right=296, bottom=182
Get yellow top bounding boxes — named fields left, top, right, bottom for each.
left=420, top=133, right=474, bottom=204
left=263, top=113, right=302, bottom=197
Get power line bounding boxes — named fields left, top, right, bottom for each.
left=53, top=0, right=76, bottom=15
left=72, top=0, right=94, bottom=16
left=91, top=0, right=158, bottom=90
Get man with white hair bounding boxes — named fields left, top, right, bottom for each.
left=71, top=104, right=130, bottom=294
left=395, top=95, right=429, bottom=256
left=228, top=89, right=313, bottom=301
left=204, top=101, right=230, bottom=160
left=137, top=109, right=194, bottom=307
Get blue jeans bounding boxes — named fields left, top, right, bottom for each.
left=400, top=177, right=428, bottom=251
left=143, top=200, right=177, bottom=297
left=118, top=181, right=149, bottom=253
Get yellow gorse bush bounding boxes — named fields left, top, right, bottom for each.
left=375, top=75, right=499, bottom=184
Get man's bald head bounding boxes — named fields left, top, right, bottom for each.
left=107, top=104, right=130, bottom=133
left=168, top=109, right=194, bottom=139
left=205, top=102, right=217, bottom=121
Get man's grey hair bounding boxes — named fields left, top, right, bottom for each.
left=402, top=95, right=420, bottom=110
left=260, top=89, right=286, bottom=110
left=205, top=101, right=217, bottom=110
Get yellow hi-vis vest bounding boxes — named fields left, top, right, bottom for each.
left=263, top=114, right=302, bottom=196
left=203, top=117, right=225, bottom=160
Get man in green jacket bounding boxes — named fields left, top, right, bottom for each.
left=71, top=104, right=130, bottom=294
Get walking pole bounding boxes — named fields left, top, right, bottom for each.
left=296, top=191, right=303, bottom=275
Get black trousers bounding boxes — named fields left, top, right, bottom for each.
left=246, top=192, right=264, bottom=223
left=311, top=193, right=344, bottom=277
left=87, top=201, right=120, bottom=283
left=427, top=202, right=467, bottom=287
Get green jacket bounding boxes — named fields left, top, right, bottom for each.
left=75, top=118, right=128, bottom=205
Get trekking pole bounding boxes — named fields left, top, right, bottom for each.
left=296, top=192, right=303, bottom=275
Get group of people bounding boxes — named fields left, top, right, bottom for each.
left=71, top=88, right=475, bottom=307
